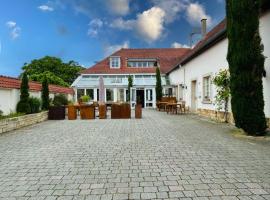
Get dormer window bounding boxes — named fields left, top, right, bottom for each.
left=110, top=56, right=121, bottom=68
left=127, top=58, right=157, bottom=68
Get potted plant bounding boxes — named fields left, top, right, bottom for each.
left=80, top=95, right=90, bottom=104
left=135, top=96, right=142, bottom=119
left=48, top=94, right=68, bottom=120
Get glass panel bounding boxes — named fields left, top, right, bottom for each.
left=86, top=89, right=94, bottom=100
left=106, top=89, right=114, bottom=101
left=131, top=89, right=136, bottom=101
left=77, top=89, right=84, bottom=100
left=146, top=89, right=153, bottom=101
left=118, top=89, right=125, bottom=102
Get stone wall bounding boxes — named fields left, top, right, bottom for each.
left=0, top=111, right=48, bottom=134
left=197, top=108, right=270, bottom=127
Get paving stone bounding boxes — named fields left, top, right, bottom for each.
left=0, top=110, right=269, bottom=200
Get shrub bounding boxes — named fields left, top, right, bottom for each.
left=17, top=73, right=31, bottom=114
left=42, top=77, right=50, bottom=110
left=80, top=95, right=90, bottom=103
left=226, top=0, right=267, bottom=135
left=16, top=101, right=31, bottom=114
left=29, top=97, right=41, bottom=113
left=53, top=94, right=68, bottom=106
left=155, top=67, right=162, bottom=101
left=0, top=110, right=3, bottom=116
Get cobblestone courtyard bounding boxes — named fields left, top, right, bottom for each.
left=0, top=110, right=270, bottom=200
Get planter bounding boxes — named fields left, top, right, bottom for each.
left=80, top=105, right=95, bottom=119
left=111, top=104, right=121, bottom=119
left=135, top=104, right=142, bottom=119
left=111, top=103, right=131, bottom=119
left=99, top=104, right=107, bottom=119
left=121, top=103, right=131, bottom=119
left=48, top=106, right=65, bottom=120
left=67, top=105, right=77, bottom=120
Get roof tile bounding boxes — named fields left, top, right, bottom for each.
left=0, top=75, right=74, bottom=94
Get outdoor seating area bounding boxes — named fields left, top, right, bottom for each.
left=65, top=102, right=140, bottom=120
left=156, top=97, right=187, bottom=115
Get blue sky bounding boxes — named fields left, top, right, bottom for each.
left=0, top=0, right=225, bottom=77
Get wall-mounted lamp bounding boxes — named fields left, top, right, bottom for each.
left=180, top=84, right=187, bottom=89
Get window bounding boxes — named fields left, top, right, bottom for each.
left=110, top=57, right=120, bottom=68
left=86, top=89, right=94, bottom=100
left=203, top=76, right=211, bottom=101
left=117, top=89, right=125, bottom=102
left=77, top=89, right=84, bottom=100
left=106, top=89, right=114, bottom=101
left=127, top=61, right=157, bottom=68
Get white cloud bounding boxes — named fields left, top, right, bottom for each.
left=152, top=0, right=187, bottom=23
left=107, top=0, right=130, bottom=16
left=104, top=41, right=129, bottom=56
left=6, top=21, right=16, bottom=28
left=186, top=2, right=212, bottom=26
left=10, top=27, right=21, bottom=39
left=136, top=7, right=166, bottom=42
left=87, top=18, right=103, bottom=37
left=171, top=42, right=190, bottom=48
left=109, top=7, right=166, bottom=43
left=38, top=5, right=54, bottom=12
left=6, top=21, right=21, bottom=40
left=110, top=18, right=134, bottom=30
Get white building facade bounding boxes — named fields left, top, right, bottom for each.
left=72, top=49, right=191, bottom=108
left=168, top=10, right=270, bottom=123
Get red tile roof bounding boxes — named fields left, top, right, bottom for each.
left=0, top=75, right=74, bottom=94
left=81, top=48, right=191, bottom=75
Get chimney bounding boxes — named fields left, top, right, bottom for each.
left=201, top=18, right=207, bottom=37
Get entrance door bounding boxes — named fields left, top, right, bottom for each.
left=191, top=80, right=197, bottom=112
left=136, top=89, right=145, bottom=108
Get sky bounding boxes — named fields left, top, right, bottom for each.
left=0, top=0, right=225, bottom=77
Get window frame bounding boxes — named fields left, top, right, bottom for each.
left=202, top=75, right=212, bottom=103
left=110, top=56, right=121, bottom=68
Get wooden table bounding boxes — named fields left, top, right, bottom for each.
left=166, top=102, right=184, bottom=114
left=158, top=102, right=168, bottom=111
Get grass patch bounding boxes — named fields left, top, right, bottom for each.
left=0, top=113, right=25, bottom=120
left=231, top=128, right=270, bottom=140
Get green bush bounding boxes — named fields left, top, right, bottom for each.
left=53, top=94, right=68, bottom=106
left=42, top=77, right=50, bottom=110
left=16, top=100, right=31, bottom=114
left=80, top=95, right=90, bottom=103
left=0, top=110, right=3, bottom=116
left=29, top=97, right=41, bottom=113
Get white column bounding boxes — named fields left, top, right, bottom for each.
left=113, top=88, right=118, bottom=102
left=124, top=89, right=127, bottom=102
left=94, top=88, right=98, bottom=101
left=153, top=88, right=156, bottom=108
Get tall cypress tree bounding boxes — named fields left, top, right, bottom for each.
left=226, top=0, right=267, bottom=135
left=127, top=75, right=133, bottom=102
left=16, top=73, right=31, bottom=113
left=155, top=67, right=162, bottom=101
left=41, top=77, right=50, bottom=110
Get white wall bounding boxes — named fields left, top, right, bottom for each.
left=169, top=11, right=270, bottom=118
left=0, top=88, right=74, bottom=115
left=261, top=12, right=270, bottom=118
